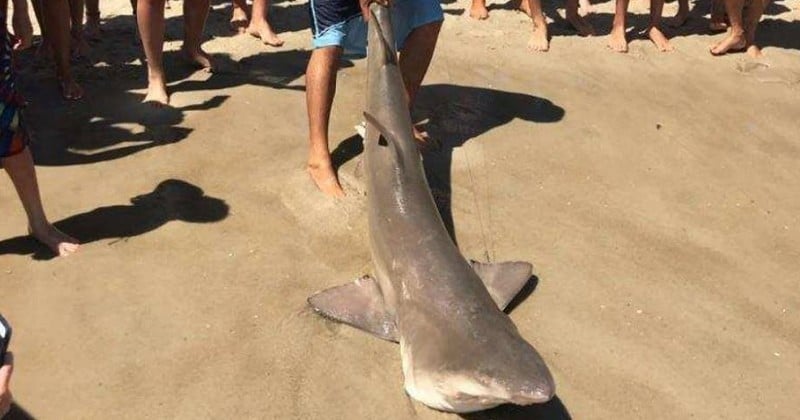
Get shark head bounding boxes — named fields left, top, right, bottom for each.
left=401, top=338, right=555, bottom=413
left=409, top=374, right=553, bottom=413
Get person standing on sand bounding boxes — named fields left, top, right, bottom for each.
left=1, top=4, right=80, bottom=257
left=135, top=0, right=215, bottom=105
left=667, top=0, right=728, bottom=32
left=305, top=0, right=442, bottom=197
left=468, top=0, right=550, bottom=51
left=230, top=0, right=285, bottom=46
left=710, top=0, right=767, bottom=57
left=86, top=0, right=172, bottom=39
left=29, top=0, right=86, bottom=99
left=608, top=0, right=673, bottom=52
left=565, top=0, right=596, bottom=37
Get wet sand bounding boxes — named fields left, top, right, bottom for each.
left=1, top=0, right=799, bottom=418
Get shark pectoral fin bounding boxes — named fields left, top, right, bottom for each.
left=308, top=275, right=399, bottom=342
left=470, top=261, right=534, bottom=311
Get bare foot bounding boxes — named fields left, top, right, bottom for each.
left=30, top=224, right=79, bottom=257
left=231, top=6, right=249, bottom=34
left=247, top=22, right=285, bottom=47
left=607, top=25, right=628, bottom=53
left=710, top=31, right=745, bottom=55
left=469, top=2, right=490, bottom=19
left=181, top=46, right=215, bottom=72
left=143, top=76, right=169, bottom=106
left=307, top=159, right=345, bottom=197
left=60, top=78, right=84, bottom=100
left=527, top=28, right=549, bottom=52
left=747, top=45, right=763, bottom=58
left=567, top=13, right=595, bottom=36
left=648, top=26, right=674, bottom=52
left=668, top=9, right=689, bottom=28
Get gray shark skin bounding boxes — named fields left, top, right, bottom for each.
left=308, top=4, right=555, bottom=413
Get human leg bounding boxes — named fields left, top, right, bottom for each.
left=608, top=0, right=629, bottom=52
left=306, top=46, right=345, bottom=197
left=710, top=0, right=745, bottom=55
left=248, top=0, right=284, bottom=46
left=136, top=0, right=169, bottom=104
left=182, top=0, right=214, bottom=70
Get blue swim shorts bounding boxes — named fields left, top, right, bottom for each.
left=309, top=0, right=444, bottom=57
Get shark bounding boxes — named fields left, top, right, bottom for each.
left=308, top=4, right=555, bottom=413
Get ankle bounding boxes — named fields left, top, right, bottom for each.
left=28, top=220, right=51, bottom=235
left=308, top=148, right=332, bottom=164
left=250, top=14, right=269, bottom=25
left=148, top=77, right=165, bottom=87
left=182, top=42, right=203, bottom=54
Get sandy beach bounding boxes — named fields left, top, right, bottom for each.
left=1, top=0, right=798, bottom=418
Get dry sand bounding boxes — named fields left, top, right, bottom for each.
left=1, top=0, right=799, bottom=418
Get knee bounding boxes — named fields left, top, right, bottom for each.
left=309, top=47, right=344, bottom=68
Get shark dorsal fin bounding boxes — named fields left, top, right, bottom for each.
left=308, top=276, right=399, bottom=342
left=363, top=111, right=406, bottom=173
left=363, top=111, right=403, bottom=150
left=470, top=261, right=533, bottom=311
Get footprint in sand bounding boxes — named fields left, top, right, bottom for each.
left=278, top=169, right=367, bottom=236
left=736, top=60, right=800, bottom=85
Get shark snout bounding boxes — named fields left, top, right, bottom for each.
left=506, top=379, right=556, bottom=406
left=405, top=370, right=555, bottom=413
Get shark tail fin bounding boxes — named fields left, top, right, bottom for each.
left=308, top=275, right=399, bottom=342
left=470, top=261, right=534, bottom=311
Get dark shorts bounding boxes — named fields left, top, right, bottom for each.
left=309, top=0, right=444, bottom=57
left=0, top=14, right=27, bottom=159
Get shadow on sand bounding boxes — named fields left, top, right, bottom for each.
left=16, top=4, right=340, bottom=168
left=460, top=395, right=572, bottom=420
left=5, top=403, right=35, bottom=420
left=567, top=0, right=799, bottom=52
left=329, top=84, right=564, bottom=242
left=18, top=46, right=332, bottom=167
left=0, top=179, right=229, bottom=260
left=416, top=84, right=564, bottom=243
